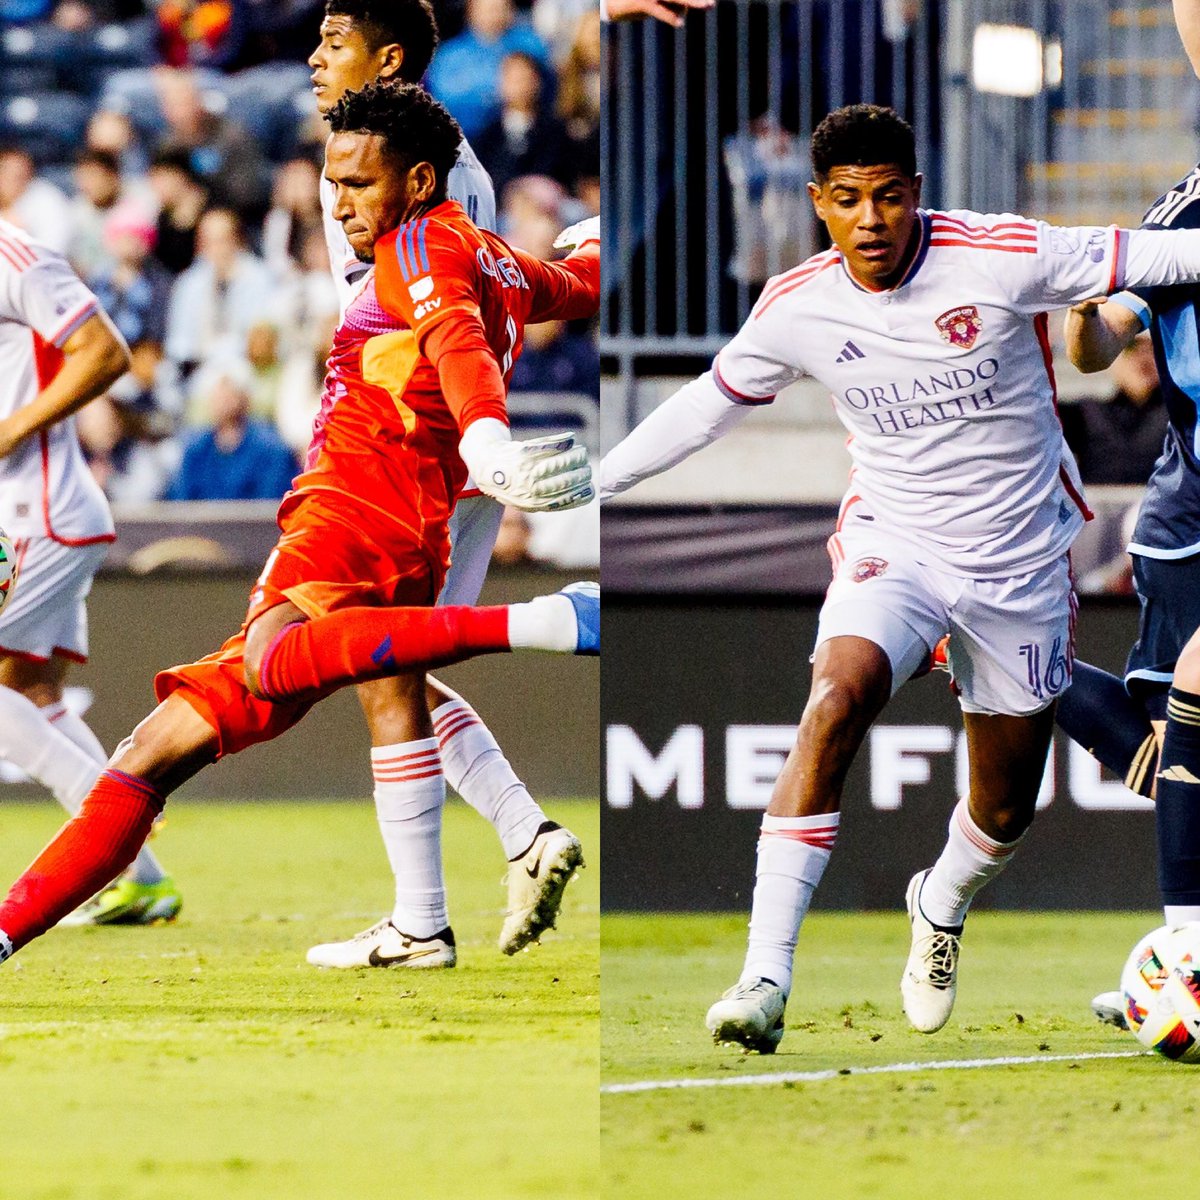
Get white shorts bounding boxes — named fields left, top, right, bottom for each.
left=438, top=493, right=503, bottom=607
left=818, top=521, right=1076, bottom=716
left=0, top=537, right=110, bottom=663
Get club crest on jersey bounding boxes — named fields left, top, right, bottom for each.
left=935, top=305, right=982, bottom=349
left=850, top=556, right=888, bottom=583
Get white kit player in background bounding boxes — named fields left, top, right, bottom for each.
left=600, top=103, right=1200, bottom=1052
left=0, top=216, right=183, bottom=925
left=303, top=1, right=585, bottom=969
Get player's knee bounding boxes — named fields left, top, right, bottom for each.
left=801, top=674, right=874, bottom=749
left=243, top=658, right=269, bottom=702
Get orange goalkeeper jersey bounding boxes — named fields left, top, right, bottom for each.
left=285, top=198, right=598, bottom=566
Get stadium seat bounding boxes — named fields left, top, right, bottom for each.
left=222, top=63, right=315, bottom=162
left=0, top=91, right=90, bottom=164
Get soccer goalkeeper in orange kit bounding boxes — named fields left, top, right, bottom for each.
left=0, top=81, right=600, bottom=966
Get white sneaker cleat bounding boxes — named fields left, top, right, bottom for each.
left=705, top=978, right=787, bottom=1054
left=499, top=822, right=584, bottom=954
left=901, top=870, right=961, bottom=1033
left=1092, top=989, right=1129, bottom=1030
left=306, top=919, right=456, bottom=969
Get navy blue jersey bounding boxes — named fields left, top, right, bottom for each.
left=1122, top=164, right=1200, bottom=558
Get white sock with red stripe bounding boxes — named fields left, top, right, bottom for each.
left=917, top=798, right=1023, bottom=930
left=0, top=687, right=98, bottom=813
left=739, top=812, right=840, bottom=995
left=432, top=698, right=547, bottom=860
left=372, top=737, right=448, bottom=938
left=42, top=700, right=168, bottom=887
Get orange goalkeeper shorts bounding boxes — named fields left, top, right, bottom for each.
left=155, top=492, right=442, bottom=758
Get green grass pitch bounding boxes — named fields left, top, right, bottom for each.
left=0, top=798, right=598, bottom=1200
left=603, top=911, right=1197, bottom=1199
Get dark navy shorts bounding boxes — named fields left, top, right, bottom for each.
left=1125, top=553, right=1200, bottom=697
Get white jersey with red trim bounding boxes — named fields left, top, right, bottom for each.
left=321, top=135, right=497, bottom=320
left=0, top=219, right=114, bottom=544
left=711, top=208, right=1134, bottom=577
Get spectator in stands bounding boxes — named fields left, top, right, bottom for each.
left=1061, top=334, right=1169, bottom=486
left=475, top=50, right=573, bottom=196
left=510, top=318, right=598, bottom=396
left=52, top=1, right=152, bottom=29
left=556, top=8, right=600, bottom=193
left=270, top=225, right=337, bottom=355
left=164, top=206, right=274, bottom=377
left=168, top=357, right=297, bottom=500
left=0, top=0, right=53, bottom=21
left=77, top=392, right=178, bottom=504
left=156, top=1, right=248, bottom=69
left=275, top=305, right=335, bottom=455
left=147, top=147, right=210, bottom=273
left=89, top=201, right=173, bottom=348
left=70, top=150, right=156, bottom=280
left=244, top=319, right=284, bottom=420
left=155, top=68, right=269, bottom=216
left=86, top=110, right=149, bottom=178
left=427, top=0, right=552, bottom=141
left=0, top=145, right=72, bottom=255
left=261, top=155, right=325, bottom=279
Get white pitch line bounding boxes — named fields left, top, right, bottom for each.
left=601, top=1050, right=1146, bottom=1095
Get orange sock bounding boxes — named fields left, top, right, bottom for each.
left=258, top=604, right=510, bottom=703
left=0, top=770, right=162, bottom=957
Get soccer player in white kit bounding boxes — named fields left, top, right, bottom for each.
left=303, top=0, right=584, bottom=967
left=600, top=104, right=1200, bottom=1051
left=0, top=217, right=182, bottom=923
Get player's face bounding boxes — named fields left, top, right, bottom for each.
left=325, top=132, right=433, bottom=261
left=808, top=165, right=922, bottom=290
left=309, top=16, right=402, bottom=114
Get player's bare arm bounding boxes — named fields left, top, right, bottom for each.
left=0, top=311, right=129, bottom=459
left=1063, top=299, right=1144, bottom=374
left=604, top=0, right=714, bottom=29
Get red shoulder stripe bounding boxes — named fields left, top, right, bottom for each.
left=757, top=250, right=839, bottom=308
left=755, top=254, right=841, bottom=316
left=928, top=238, right=1037, bottom=254
left=932, top=213, right=1037, bottom=237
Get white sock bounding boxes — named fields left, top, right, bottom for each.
left=506, top=595, right=576, bottom=652
left=1164, top=905, right=1200, bottom=926
left=918, top=798, right=1023, bottom=929
left=372, top=738, right=448, bottom=938
left=0, top=686, right=100, bottom=814
left=432, top=698, right=546, bottom=859
left=739, top=812, right=840, bottom=996
left=42, top=700, right=168, bottom=886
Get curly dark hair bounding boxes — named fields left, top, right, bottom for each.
left=324, top=0, right=439, bottom=82
left=327, top=80, right=463, bottom=189
left=811, top=104, right=916, bottom=182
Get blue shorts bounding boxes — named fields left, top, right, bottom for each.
left=1125, top=553, right=1200, bottom=697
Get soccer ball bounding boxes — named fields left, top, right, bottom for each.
left=0, top=525, right=16, bottom=617
left=1120, top=924, right=1200, bottom=1063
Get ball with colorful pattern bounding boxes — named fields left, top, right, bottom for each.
left=0, top=527, right=16, bottom=617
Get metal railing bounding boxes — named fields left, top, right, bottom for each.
left=601, top=0, right=1199, bottom=428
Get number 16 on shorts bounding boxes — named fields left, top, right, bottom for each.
left=1019, top=635, right=1069, bottom=702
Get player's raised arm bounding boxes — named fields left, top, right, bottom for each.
left=1063, top=296, right=1147, bottom=374
left=599, top=288, right=802, bottom=500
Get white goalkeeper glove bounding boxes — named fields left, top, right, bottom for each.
left=460, top=419, right=594, bottom=512
left=553, top=216, right=600, bottom=253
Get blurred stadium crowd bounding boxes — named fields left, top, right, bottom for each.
left=0, top=0, right=600, bottom=513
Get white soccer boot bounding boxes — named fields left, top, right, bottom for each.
left=499, top=822, right=584, bottom=954
left=901, top=870, right=961, bottom=1033
left=306, top=919, right=456, bottom=969
left=705, top=978, right=787, bottom=1054
left=1091, top=989, right=1129, bottom=1030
